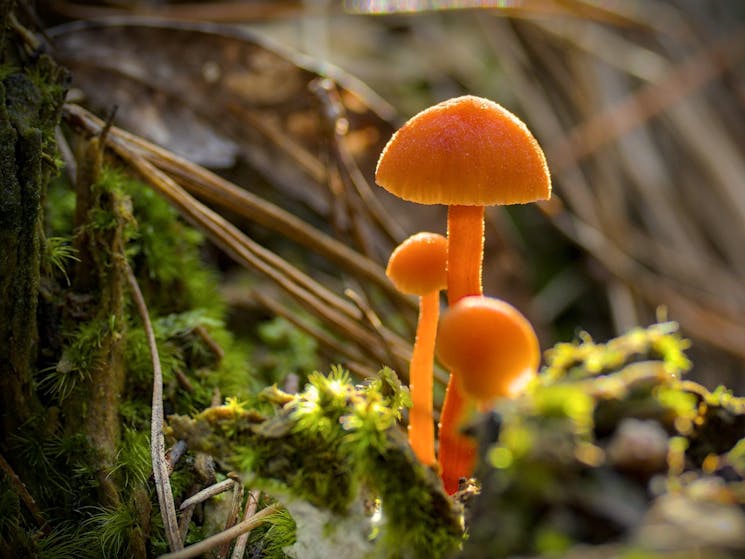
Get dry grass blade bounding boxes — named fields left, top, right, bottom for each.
left=62, top=104, right=417, bottom=379
left=546, top=26, right=745, bottom=177
left=105, top=109, right=406, bottom=306
left=345, top=287, right=408, bottom=376
left=311, top=77, right=405, bottom=247
left=549, top=211, right=745, bottom=360
left=478, top=7, right=745, bottom=374
left=218, top=476, right=244, bottom=558
left=124, top=252, right=182, bottom=551
left=110, top=123, right=363, bottom=323
left=49, top=0, right=304, bottom=21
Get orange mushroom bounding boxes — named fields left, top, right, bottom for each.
left=386, top=232, right=448, bottom=467
left=376, top=95, right=550, bottom=493
left=436, top=296, right=540, bottom=407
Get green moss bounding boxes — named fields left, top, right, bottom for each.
left=464, top=323, right=745, bottom=559
left=42, top=236, right=79, bottom=285
left=109, top=428, right=151, bottom=492
left=83, top=500, right=147, bottom=558
left=257, top=316, right=320, bottom=385
left=542, top=322, right=692, bottom=382
left=4, top=155, right=257, bottom=554
left=247, top=508, right=297, bottom=559
left=45, top=176, right=77, bottom=235
left=170, top=367, right=463, bottom=559
left=38, top=316, right=115, bottom=403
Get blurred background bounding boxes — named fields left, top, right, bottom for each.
left=41, top=0, right=745, bottom=393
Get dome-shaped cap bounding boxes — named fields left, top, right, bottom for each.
left=375, top=96, right=551, bottom=206
left=386, top=232, right=448, bottom=296
left=436, top=296, right=540, bottom=400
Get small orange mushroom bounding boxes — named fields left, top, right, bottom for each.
left=386, top=232, right=448, bottom=467
left=436, top=296, right=540, bottom=407
left=376, top=95, right=550, bottom=493
left=376, top=95, right=550, bottom=303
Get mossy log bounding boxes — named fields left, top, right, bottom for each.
left=0, top=0, right=68, bottom=443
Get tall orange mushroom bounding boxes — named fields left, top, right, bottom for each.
left=436, top=296, right=540, bottom=408
left=386, top=232, right=448, bottom=467
left=376, top=95, right=550, bottom=493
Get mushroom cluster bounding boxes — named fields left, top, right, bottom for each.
left=376, top=95, right=550, bottom=494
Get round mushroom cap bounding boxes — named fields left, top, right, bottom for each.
left=386, top=232, right=448, bottom=296
left=375, top=95, right=551, bottom=206
left=436, top=296, right=540, bottom=401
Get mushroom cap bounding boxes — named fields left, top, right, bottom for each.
left=386, top=232, right=448, bottom=296
left=375, top=95, right=551, bottom=206
left=436, top=296, right=540, bottom=401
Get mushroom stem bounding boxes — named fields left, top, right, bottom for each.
left=446, top=205, right=484, bottom=302
left=408, top=290, right=439, bottom=466
left=438, top=204, right=485, bottom=493
left=437, top=381, right=475, bottom=493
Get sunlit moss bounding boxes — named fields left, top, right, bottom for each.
left=466, top=322, right=745, bottom=558
left=170, top=367, right=462, bottom=559
left=542, top=322, right=692, bottom=383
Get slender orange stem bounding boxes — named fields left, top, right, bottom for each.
left=438, top=379, right=475, bottom=493
left=408, top=291, right=439, bottom=466
left=446, top=205, right=484, bottom=302
left=438, top=204, right=484, bottom=494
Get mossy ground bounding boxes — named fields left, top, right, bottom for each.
left=1, top=161, right=313, bottom=557
left=168, top=367, right=463, bottom=559
left=5, top=155, right=745, bottom=557
left=2, top=13, right=743, bottom=555
left=465, top=324, right=745, bottom=559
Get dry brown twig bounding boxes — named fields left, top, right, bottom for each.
left=63, top=103, right=409, bottom=308
left=218, top=474, right=244, bottom=558
left=158, top=502, right=282, bottom=559
left=179, top=478, right=237, bottom=511
left=230, top=489, right=262, bottom=559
